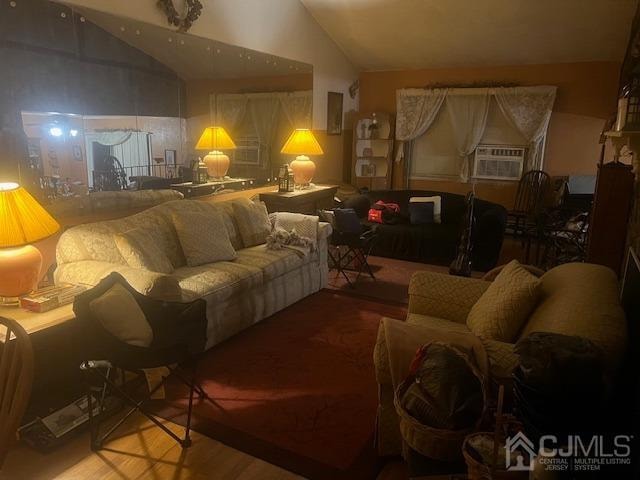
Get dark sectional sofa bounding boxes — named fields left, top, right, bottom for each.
left=343, top=190, right=507, bottom=272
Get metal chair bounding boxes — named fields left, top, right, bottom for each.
left=507, top=170, right=550, bottom=237
left=73, top=272, right=211, bottom=450
left=0, top=317, right=34, bottom=468
left=321, top=208, right=378, bottom=287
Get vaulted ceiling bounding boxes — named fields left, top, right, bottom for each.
left=300, top=0, right=638, bottom=71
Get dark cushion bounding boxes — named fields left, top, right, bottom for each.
left=342, top=194, right=371, bottom=218
left=409, top=202, right=435, bottom=225
left=333, top=208, right=362, bottom=234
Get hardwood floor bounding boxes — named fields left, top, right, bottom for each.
left=1, top=412, right=409, bottom=480
left=1, top=413, right=303, bottom=480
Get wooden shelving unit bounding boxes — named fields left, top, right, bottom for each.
left=351, top=112, right=394, bottom=190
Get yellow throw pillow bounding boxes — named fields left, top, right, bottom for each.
left=232, top=199, right=272, bottom=247
left=172, top=211, right=237, bottom=267
left=466, top=260, right=541, bottom=342
left=89, top=283, right=153, bottom=347
left=115, top=227, right=174, bottom=274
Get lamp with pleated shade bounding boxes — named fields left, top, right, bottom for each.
left=280, top=128, right=323, bottom=187
left=195, top=126, right=236, bottom=179
left=0, top=182, right=60, bottom=301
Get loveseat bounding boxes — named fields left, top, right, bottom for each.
left=55, top=197, right=331, bottom=350
left=373, top=262, right=628, bottom=456
left=345, top=190, right=507, bottom=271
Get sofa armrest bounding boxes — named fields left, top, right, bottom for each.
left=269, top=212, right=333, bottom=241
left=408, top=271, right=490, bottom=323
left=54, top=261, right=182, bottom=301
left=318, top=221, right=333, bottom=240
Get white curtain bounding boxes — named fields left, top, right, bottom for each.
left=495, top=86, right=557, bottom=171
left=214, top=94, right=249, bottom=135
left=279, top=90, right=313, bottom=129
left=445, top=89, right=490, bottom=181
left=249, top=96, right=281, bottom=150
left=397, top=85, right=557, bottom=182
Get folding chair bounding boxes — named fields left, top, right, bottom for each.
left=321, top=208, right=378, bottom=287
left=73, top=272, right=211, bottom=450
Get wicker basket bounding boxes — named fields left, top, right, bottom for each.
left=393, top=342, right=488, bottom=462
left=462, top=432, right=528, bottom=480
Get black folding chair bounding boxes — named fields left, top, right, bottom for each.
left=73, top=272, right=211, bottom=450
left=321, top=208, right=378, bottom=287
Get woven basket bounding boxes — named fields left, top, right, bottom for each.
left=462, top=432, right=529, bottom=480
left=393, top=342, right=488, bottom=462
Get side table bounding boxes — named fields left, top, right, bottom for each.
left=260, top=184, right=338, bottom=214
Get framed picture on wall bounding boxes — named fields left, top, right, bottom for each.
left=327, top=91, right=343, bottom=135
left=165, top=149, right=176, bottom=167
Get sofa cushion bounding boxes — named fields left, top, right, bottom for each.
left=233, top=199, right=272, bottom=247
left=410, top=196, right=441, bottom=223
left=233, top=244, right=311, bottom=281
left=171, top=261, right=262, bottom=302
left=406, top=313, right=471, bottom=334
left=114, top=226, right=174, bottom=274
left=467, top=260, right=541, bottom=342
left=173, top=211, right=237, bottom=267
left=89, top=283, right=153, bottom=347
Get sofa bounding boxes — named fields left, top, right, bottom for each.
left=344, top=190, right=507, bottom=271
left=373, top=262, right=628, bottom=456
left=54, top=197, right=331, bottom=350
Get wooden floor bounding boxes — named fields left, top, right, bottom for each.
left=1, top=412, right=407, bottom=480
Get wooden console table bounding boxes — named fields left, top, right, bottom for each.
left=259, top=184, right=338, bottom=214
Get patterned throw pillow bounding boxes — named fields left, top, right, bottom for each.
left=114, top=227, right=174, bottom=274
left=232, top=199, right=272, bottom=248
left=172, top=211, right=237, bottom=267
left=466, top=260, right=541, bottom=342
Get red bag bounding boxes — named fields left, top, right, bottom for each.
left=368, top=201, right=401, bottom=224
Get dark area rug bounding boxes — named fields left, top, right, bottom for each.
left=152, top=289, right=407, bottom=480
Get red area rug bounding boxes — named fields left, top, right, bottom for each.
left=155, top=289, right=406, bottom=479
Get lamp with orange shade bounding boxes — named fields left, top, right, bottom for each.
left=0, top=182, right=60, bottom=303
left=280, top=129, right=324, bottom=188
left=195, top=126, right=236, bottom=179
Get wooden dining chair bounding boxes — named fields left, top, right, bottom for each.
left=0, top=317, right=34, bottom=469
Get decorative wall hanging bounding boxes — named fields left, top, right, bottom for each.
left=327, top=91, right=343, bottom=135
left=157, top=0, right=203, bottom=33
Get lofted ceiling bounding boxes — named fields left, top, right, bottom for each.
left=300, top=0, right=638, bottom=71
left=74, top=7, right=312, bottom=80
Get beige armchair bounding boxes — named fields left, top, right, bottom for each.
left=373, top=263, right=627, bottom=457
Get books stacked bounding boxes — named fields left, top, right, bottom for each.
left=19, top=284, right=86, bottom=313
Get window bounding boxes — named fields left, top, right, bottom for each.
left=410, top=96, right=529, bottom=180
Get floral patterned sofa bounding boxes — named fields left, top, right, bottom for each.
left=55, top=197, right=331, bottom=350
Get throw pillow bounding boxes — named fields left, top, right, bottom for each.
left=466, top=260, right=541, bottom=342
left=409, top=202, right=435, bottom=225
left=172, top=211, right=237, bottom=267
left=232, top=199, right=272, bottom=247
left=115, top=227, right=174, bottom=274
left=410, top=196, right=442, bottom=223
left=89, top=283, right=153, bottom=347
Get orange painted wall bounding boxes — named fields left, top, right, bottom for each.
left=359, top=61, right=620, bottom=206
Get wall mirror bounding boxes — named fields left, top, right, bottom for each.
left=0, top=0, right=313, bottom=203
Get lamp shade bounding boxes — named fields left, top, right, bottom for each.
left=280, top=129, right=324, bottom=156
left=0, top=182, right=60, bottom=249
left=195, top=126, right=236, bottom=150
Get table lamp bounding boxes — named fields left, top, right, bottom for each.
left=280, top=128, right=324, bottom=188
left=195, top=126, right=236, bottom=179
left=0, top=182, right=60, bottom=303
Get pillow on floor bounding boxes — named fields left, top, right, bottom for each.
left=90, top=283, right=153, bottom=347
left=232, top=199, right=272, bottom=247
left=115, top=227, right=174, bottom=274
left=173, top=211, right=237, bottom=267
left=410, top=196, right=441, bottom=223
left=466, top=260, right=541, bottom=342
